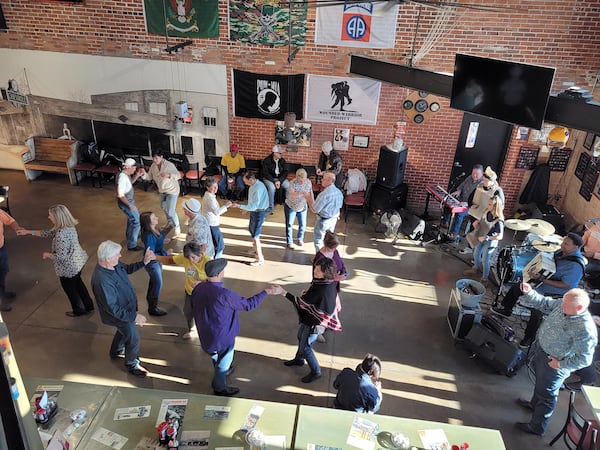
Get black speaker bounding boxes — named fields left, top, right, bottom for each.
left=376, top=145, right=407, bottom=188
left=464, top=324, right=526, bottom=376
left=368, top=183, right=408, bottom=213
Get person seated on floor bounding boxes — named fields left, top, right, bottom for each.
left=447, top=164, right=483, bottom=241
left=261, top=145, right=289, bottom=214
left=583, top=220, right=600, bottom=288
left=463, top=195, right=504, bottom=286
left=333, top=353, right=383, bottom=414
left=491, top=233, right=586, bottom=348
left=459, top=166, right=504, bottom=255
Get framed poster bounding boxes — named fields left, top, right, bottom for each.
left=515, top=146, right=539, bottom=170
left=548, top=147, right=572, bottom=171
left=584, top=132, right=595, bottom=150
left=333, top=128, right=350, bottom=151
left=580, top=164, right=599, bottom=201
left=274, top=121, right=311, bottom=147
left=575, top=152, right=591, bottom=180
left=352, top=135, right=370, bottom=148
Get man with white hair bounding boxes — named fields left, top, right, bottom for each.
left=515, top=283, right=597, bottom=436
left=91, top=240, right=156, bottom=377
left=309, top=171, right=343, bottom=253
left=183, top=198, right=215, bottom=258
left=316, top=141, right=343, bottom=188
left=261, top=145, right=290, bottom=213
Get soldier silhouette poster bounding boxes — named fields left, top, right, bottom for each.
left=305, top=75, right=380, bottom=125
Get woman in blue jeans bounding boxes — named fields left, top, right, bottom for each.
left=140, top=211, right=172, bottom=316
left=464, top=195, right=504, bottom=284
left=278, top=258, right=342, bottom=383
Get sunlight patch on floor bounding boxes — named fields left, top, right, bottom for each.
left=381, top=388, right=461, bottom=411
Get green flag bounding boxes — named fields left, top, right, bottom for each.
left=144, top=0, right=219, bottom=38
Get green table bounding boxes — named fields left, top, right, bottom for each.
left=78, top=385, right=298, bottom=449
left=23, top=377, right=113, bottom=449
left=293, top=405, right=505, bottom=450
left=582, top=385, right=600, bottom=422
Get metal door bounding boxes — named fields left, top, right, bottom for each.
left=447, top=112, right=513, bottom=191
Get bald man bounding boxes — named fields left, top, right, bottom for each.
left=515, top=284, right=597, bottom=436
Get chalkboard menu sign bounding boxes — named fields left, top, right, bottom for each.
left=515, top=146, right=540, bottom=169
left=575, top=152, right=591, bottom=181
left=579, top=162, right=599, bottom=201
left=548, top=147, right=572, bottom=171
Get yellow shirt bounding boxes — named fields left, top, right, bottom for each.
left=220, top=152, right=246, bottom=174
left=172, top=253, right=212, bottom=295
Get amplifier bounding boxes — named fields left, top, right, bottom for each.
left=447, top=288, right=482, bottom=339
left=530, top=203, right=565, bottom=234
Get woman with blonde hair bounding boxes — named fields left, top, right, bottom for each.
left=284, top=167, right=313, bottom=249
left=19, top=205, right=93, bottom=316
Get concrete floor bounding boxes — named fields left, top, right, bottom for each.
left=0, top=169, right=582, bottom=450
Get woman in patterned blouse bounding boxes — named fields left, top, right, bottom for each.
left=20, top=204, right=94, bottom=317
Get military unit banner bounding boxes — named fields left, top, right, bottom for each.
left=144, top=0, right=219, bottom=38
left=315, top=2, right=399, bottom=48
left=233, top=70, right=305, bottom=120
left=304, top=74, right=381, bottom=125
left=229, top=0, right=307, bottom=46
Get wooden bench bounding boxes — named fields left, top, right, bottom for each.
left=22, top=137, right=77, bottom=184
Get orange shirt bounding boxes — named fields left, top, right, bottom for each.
left=583, top=223, right=600, bottom=261
left=0, top=209, right=15, bottom=248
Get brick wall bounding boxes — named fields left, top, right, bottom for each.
left=1, top=0, right=600, bottom=215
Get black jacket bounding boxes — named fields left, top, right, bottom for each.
left=262, top=154, right=288, bottom=183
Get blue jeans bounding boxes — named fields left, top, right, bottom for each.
left=284, top=204, right=307, bottom=245
left=161, top=193, right=180, bottom=230
left=249, top=210, right=268, bottom=239
left=210, top=225, right=225, bottom=259
left=218, top=175, right=245, bottom=197
left=450, top=210, right=469, bottom=235
left=117, top=199, right=140, bottom=249
left=314, top=216, right=338, bottom=253
left=209, top=342, right=235, bottom=392
left=473, top=240, right=496, bottom=279
left=144, top=260, right=163, bottom=304
left=110, top=320, right=140, bottom=370
left=264, top=179, right=290, bottom=209
left=528, top=343, right=570, bottom=434
left=294, top=323, right=321, bottom=375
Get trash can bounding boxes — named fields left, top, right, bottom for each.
left=456, top=279, right=485, bottom=308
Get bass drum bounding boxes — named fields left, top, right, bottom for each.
left=496, top=247, right=538, bottom=284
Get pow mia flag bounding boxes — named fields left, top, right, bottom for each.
left=233, top=70, right=304, bottom=120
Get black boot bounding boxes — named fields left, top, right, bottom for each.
left=147, top=298, right=167, bottom=316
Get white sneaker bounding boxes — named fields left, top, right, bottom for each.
left=249, top=259, right=264, bottom=266
left=174, top=227, right=181, bottom=235
left=182, top=331, right=192, bottom=340
left=459, top=247, right=473, bottom=254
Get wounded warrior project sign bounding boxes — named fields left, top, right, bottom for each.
left=305, top=74, right=381, bottom=125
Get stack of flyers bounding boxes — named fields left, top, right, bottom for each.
left=418, top=429, right=450, bottom=450
left=346, top=416, right=379, bottom=450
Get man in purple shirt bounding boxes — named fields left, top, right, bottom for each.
left=191, top=258, right=279, bottom=396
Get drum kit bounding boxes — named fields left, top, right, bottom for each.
left=495, top=218, right=561, bottom=303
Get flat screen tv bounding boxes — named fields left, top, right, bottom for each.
left=450, top=54, right=555, bottom=130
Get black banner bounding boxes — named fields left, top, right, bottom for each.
left=233, top=70, right=304, bottom=120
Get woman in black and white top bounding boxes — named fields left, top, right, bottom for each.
left=19, top=204, right=94, bottom=317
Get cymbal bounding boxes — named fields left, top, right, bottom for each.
left=505, top=219, right=531, bottom=231
left=524, top=219, right=555, bottom=236
left=531, top=239, right=561, bottom=252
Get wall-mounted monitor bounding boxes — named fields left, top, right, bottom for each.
left=450, top=54, right=555, bottom=130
